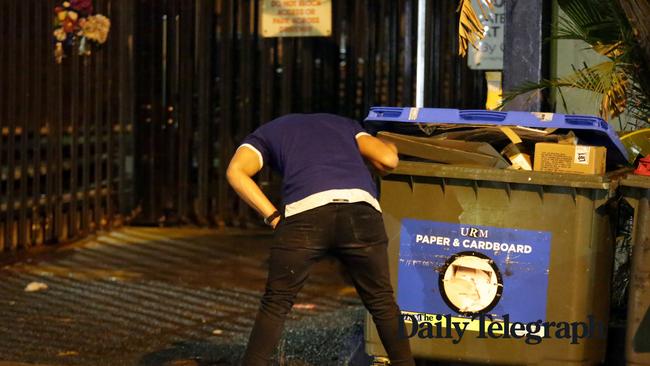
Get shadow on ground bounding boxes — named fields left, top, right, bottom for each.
left=138, top=308, right=373, bottom=366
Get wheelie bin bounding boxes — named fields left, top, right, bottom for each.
left=363, top=107, right=627, bottom=365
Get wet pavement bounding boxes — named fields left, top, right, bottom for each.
left=0, top=227, right=371, bottom=366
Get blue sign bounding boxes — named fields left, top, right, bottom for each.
left=397, top=219, right=551, bottom=323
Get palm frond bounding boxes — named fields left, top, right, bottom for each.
left=457, top=0, right=493, bottom=57
left=592, top=41, right=625, bottom=58
left=601, top=72, right=628, bottom=118
left=503, top=0, right=650, bottom=125
left=553, top=0, right=634, bottom=65
left=557, top=0, right=625, bottom=44
left=503, top=61, right=629, bottom=119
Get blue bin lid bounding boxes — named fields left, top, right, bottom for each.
left=364, top=107, right=629, bottom=167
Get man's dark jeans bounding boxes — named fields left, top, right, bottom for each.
left=242, top=203, right=414, bottom=365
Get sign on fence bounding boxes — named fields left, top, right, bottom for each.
left=260, top=0, right=332, bottom=38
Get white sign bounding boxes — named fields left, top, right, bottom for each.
left=260, top=0, right=332, bottom=38
left=467, top=0, right=505, bottom=70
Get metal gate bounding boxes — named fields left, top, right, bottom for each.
left=0, top=0, right=135, bottom=252
left=1, top=0, right=489, bottom=251
left=132, top=0, right=487, bottom=227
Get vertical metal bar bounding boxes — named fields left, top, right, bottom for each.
left=94, top=0, right=105, bottom=230
left=116, top=0, right=125, bottom=219
left=32, top=0, right=44, bottom=246
left=235, top=0, right=254, bottom=225
left=280, top=38, right=293, bottom=115
left=248, top=0, right=259, bottom=225
left=163, top=0, right=179, bottom=223
left=118, top=0, right=134, bottom=217
left=70, top=41, right=80, bottom=238
left=363, top=0, right=376, bottom=113
left=415, top=0, right=426, bottom=108
left=177, top=0, right=193, bottom=222
left=54, top=28, right=65, bottom=242
left=300, top=39, right=314, bottom=112
left=0, top=0, right=7, bottom=251
left=17, top=0, right=30, bottom=248
left=81, top=55, right=91, bottom=234
left=311, top=32, right=324, bottom=112
left=335, top=0, right=348, bottom=115
left=0, top=1, right=5, bottom=251
left=402, top=0, right=414, bottom=106
left=43, top=0, right=57, bottom=242
left=257, top=1, right=275, bottom=200
left=217, top=0, right=234, bottom=226
left=195, top=0, right=213, bottom=223
left=343, top=1, right=356, bottom=117
left=258, top=45, right=269, bottom=125
left=377, top=0, right=388, bottom=106
left=387, top=0, right=399, bottom=106
left=134, top=0, right=164, bottom=224
left=6, top=0, right=17, bottom=249
left=105, top=0, right=116, bottom=228
left=353, top=0, right=366, bottom=118
left=427, top=0, right=441, bottom=106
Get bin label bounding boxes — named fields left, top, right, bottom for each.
left=575, top=145, right=590, bottom=165
left=397, top=219, right=551, bottom=325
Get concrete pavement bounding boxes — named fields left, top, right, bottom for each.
left=0, top=227, right=369, bottom=366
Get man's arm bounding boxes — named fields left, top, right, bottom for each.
left=356, top=134, right=399, bottom=175
left=226, top=146, right=280, bottom=228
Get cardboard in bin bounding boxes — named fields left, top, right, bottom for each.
left=377, top=131, right=510, bottom=168
left=364, top=107, right=629, bottom=168
left=533, top=142, right=606, bottom=175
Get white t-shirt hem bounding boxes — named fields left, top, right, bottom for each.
left=284, top=188, right=381, bottom=217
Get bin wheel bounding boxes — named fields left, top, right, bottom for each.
left=371, top=356, right=391, bottom=366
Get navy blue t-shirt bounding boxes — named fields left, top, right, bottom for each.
left=239, top=113, right=378, bottom=215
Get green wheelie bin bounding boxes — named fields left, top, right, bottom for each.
left=361, top=107, right=630, bottom=365
left=365, top=161, right=616, bottom=365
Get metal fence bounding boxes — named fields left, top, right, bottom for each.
left=132, top=0, right=487, bottom=227
left=1, top=0, right=488, bottom=251
left=0, top=0, right=134, bottom=252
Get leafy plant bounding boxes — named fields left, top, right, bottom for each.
left=503, top=0, right=650, bottom=127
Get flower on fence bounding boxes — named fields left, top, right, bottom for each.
left=71, top=0, right=94, bottom=17
left=81, top=15, right=111, bottom=44
left=53, top=0, right=110, bottom=63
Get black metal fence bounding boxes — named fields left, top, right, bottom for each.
left=1, top=0, right=488, bottom=251
left=0, top=0, right=134, bottom=252
left=132, top=0, right=487, bottom=227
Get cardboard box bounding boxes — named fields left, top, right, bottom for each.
left=533, top=143, right=606, bottom=175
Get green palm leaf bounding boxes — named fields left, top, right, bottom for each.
left=503, top=0, right=649, bottom=126
left=503, top=61, right=629, bottom=119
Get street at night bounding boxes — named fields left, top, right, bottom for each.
left=0, top=228, right=369, bottom=365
